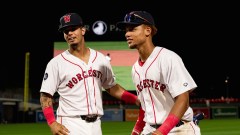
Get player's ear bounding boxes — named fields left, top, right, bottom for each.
left=144, top=25, right=152, bottom=37
left=81, top=27, right=87, bottom=35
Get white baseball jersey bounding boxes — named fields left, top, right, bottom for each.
left=40, top=48, right=116, bottom=116
left=132, top=46, right=197, bottom=125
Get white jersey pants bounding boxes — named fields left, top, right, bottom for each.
left=57, top=116, right=102, bottom=135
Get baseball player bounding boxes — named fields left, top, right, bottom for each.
left=117, top=11, right=201, bottom=135
left=40, top=12, right=139, bottom=135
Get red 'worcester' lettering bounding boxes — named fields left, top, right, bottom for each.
left=136, top=79, right=166, bottom=92
left=66, top=69, right=102, bottom=88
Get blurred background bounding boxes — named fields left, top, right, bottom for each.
left=0, top=0, right=239, bottom=124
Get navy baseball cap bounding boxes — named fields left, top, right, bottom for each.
left=58, top=13, right=84, bottom=32
left=116, top=11, right=156, bottom=30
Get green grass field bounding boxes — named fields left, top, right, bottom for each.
left=112, top=66, right=134, bottom=90
left=1, top=119, right=240, bottom=135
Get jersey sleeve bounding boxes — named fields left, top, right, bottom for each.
left=163, top=51, right=197, bottom=98
left=40, top=59, right=60, bottom=96
left=100, top=55, right=116, bottom=90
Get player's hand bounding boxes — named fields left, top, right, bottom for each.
left=49, top=121, right=70, bottom=135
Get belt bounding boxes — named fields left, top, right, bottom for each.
left=150, top=124, right=161, bottom=129
left=80, top=114, right=99, bottom=122
left=150, top=120, right=185, bottom=128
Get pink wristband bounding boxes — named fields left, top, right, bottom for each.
left=121, top=91, right=137, bottom=104
left=157, top=113, right=180, bottom=135
left=43, top=107, right=56, bottom=125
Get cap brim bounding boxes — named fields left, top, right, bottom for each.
left=116, top=21, right=141, bottom=30
left=58, top=26, right=68, bottom=32
left=58, top=24, right=82, bottom=32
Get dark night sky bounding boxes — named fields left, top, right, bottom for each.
left=1, top=1, right=239, bottom=98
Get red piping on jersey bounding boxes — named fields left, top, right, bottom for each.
left=91, top=51, right=97, bottom=63
left=91, top=51, right=98, bottom=114
left=133, top=65, right=146, bottom=107
left=190, top=122, right=197, bottom=135
left=61, top=53, right=90, bottom=114
left=144, top=47, right=164, bottom=124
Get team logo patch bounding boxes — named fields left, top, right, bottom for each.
left=63, top=15, right=71, bottom=23
left=43, top=73, right=48, bottom=80
left=183, top=82, right=188, bottom=87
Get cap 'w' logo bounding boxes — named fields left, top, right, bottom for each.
left=63, top=15, right=71, bottom=23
